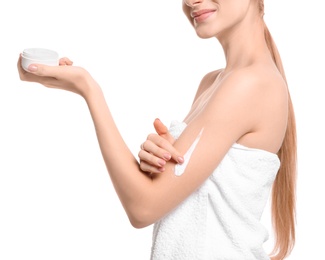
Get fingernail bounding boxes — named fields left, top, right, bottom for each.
left=163, top=154, right=171, bottom=160
left=158, top=167, right=165, bottom=172
left=158, top=160, right=166, bottom=167
left=28, top=65, right=38, bottom=72
left=177, top=157, right=184, bottom=164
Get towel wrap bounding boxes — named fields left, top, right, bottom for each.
left=150, top=120, right=280, bottom=260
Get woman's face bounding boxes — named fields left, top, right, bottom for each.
left=182, top=0, right=255, bottom=39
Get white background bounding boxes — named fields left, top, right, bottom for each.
left=0, top=0, right=324, bottom=259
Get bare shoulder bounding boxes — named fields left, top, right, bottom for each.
left=215, top=65, right=288, bottom=115
left=192, top=69, right=223, bottom=104
left=221, top=65, right=287, bottom=97
left=206, top=64, right=288, bottom=153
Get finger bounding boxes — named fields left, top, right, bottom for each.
left=154, top=118, right=169, bottom=136
left=142, top=138, right=173, bottom=161
left=153, top=119, right=184, bottom=163
left=154, top=118, right=179, bottom=147
left=139, top=160, right=165, bottom=174
left=17, top=55, right=52, bottom=83
left=17, top=55, right=27, bottom=77
left=17, top=53, right=56, bottom=77
left=147, top=134, right=184, bottom=164
left=59, top=57, right=73, bottom=66
left=154, top=118, right=175, bottom=143
left=26, top=62, right=59, bottom=77
left=138, top=149, right=167, bottom=168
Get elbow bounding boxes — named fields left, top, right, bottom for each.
left=130, top=218, right=150, bottom=229
left=127, top=208, right=157, bottom=229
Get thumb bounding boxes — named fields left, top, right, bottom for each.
left=27, top=63, right=55, bottom=77
left=153, top=118, right=174, bottom=144
left=154, top=118, right=183, bottom=163
left=154, top=118, right=168, bottom=135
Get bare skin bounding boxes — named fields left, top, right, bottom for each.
left=17, top=0, right=288, bottom=233
left=139, top=66, right=287, bottom=173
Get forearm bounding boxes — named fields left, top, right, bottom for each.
left=84, top=82, right=154, bottom=226
left=17, top=56, right=199, bottom=228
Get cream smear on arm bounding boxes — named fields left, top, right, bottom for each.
left=174, top=128, right=204, bottom=176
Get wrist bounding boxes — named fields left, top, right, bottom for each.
left=80, top=72, right=102, bottom=101
left=83, top=77, right=105, bottom=106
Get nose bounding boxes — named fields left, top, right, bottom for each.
left=183, top=0, right=203, bottom=7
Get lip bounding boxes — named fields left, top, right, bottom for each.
left=191, top=9, right=216, bottom=23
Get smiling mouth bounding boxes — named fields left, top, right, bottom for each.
left=191, top=9, right=216, bottom=23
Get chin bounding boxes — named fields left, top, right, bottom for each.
left=194, top=23, right=219, bottom=39
left=195, top=29, right=215, bottom=39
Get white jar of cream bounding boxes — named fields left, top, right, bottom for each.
left=21, top=48, right=59, bottom=71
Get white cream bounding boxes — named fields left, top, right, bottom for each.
left=174, top=128, right=204, bottom=176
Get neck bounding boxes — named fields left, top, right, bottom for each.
left=217, top=18, right=272, bottom=72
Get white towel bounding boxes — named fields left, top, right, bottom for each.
left=150, top=121, right=280, bottom=260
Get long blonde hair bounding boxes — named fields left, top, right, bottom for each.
left=183, top=0, right=297, bottom=259
left=259, top=1, right=297, bottom=259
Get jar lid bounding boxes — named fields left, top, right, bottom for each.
left=22, top=48, right=59, bottom=60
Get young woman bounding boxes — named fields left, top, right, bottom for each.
left=17, top=0, right=296, bottom=259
